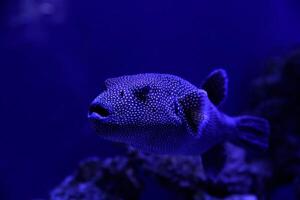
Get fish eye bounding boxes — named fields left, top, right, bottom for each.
left=134, top=85, right=151, bottom=102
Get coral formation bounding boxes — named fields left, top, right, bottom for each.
left=50, top=144, right=270, bottom=200
left=249, top=50, right=300, bottom=198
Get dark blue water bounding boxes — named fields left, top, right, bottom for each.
left=1, top=0, right=300, bottom=199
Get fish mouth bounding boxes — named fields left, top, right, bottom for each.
left=88, top=103, right=111, bottom=122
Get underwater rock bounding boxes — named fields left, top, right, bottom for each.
left=133, top=143, right=270, bottom=197
left=50, top=157, right=143, bottom=200
left=51, top=177, right=106, bottom=200
left=248, top=50, right=300, bottom=198
left=50, top=145, right=270, bottom=200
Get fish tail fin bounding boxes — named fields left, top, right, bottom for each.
left=234, top=115, right=270, bottom=151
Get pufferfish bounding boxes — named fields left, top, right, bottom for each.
left=88, top=69, right=269, bottom=171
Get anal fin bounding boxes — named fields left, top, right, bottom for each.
left=202, top=144, right=226, bottom=179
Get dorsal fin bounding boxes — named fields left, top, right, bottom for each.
left=201, top=69, right=228, bottom=106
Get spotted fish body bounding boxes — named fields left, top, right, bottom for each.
left=88, top=69, right=269, bottom=156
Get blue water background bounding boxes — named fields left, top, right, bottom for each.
left=0, top=0, right=300, bottom=199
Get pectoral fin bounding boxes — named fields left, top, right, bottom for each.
left=177, top=90, right=209, bottom=137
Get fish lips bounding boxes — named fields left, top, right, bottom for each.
left=88, top=112, right=110, bottom=122
left=88, top=103, right=112, bottom=123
